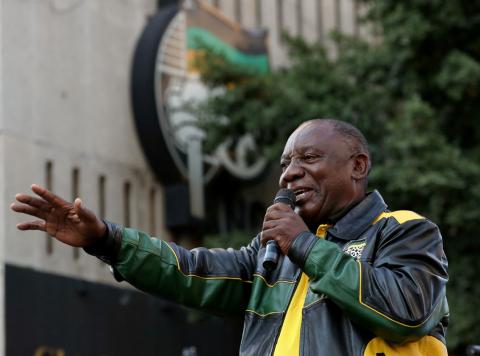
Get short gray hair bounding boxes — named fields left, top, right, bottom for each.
left=301, top=118, right=372, bottom=176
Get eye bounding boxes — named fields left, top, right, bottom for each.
left=280, top=160, right=289, bottom=170
left=304, top=154, right=318, bottom=162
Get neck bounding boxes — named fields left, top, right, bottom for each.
left=309, top=193, right=366, bottom=231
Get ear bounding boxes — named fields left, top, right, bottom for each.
left=351, top=153, right=369, bottom=181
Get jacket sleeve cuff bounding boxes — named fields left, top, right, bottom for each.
left=288, top=231, right=319, bottom=269
left=83, top=219, right=123, bottom=265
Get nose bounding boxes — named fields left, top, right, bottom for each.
left=279, top=160, right=305, bottom=187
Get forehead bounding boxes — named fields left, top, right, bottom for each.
left=282, top=123, right=346, bottom=157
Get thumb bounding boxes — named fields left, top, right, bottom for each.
left=74, top=197, right=106, bottom=239
left=74, top=198, right=93, bottom=221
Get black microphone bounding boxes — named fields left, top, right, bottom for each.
left=263, top=188, right=296, bottom=271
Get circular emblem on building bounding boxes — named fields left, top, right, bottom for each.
left=131, top=1, right=269, bottom=190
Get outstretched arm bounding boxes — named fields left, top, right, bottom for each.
left=110, top=225, right=258, bottom=316
left=11, top=185, right=257, bottom=316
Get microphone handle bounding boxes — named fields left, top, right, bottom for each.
left=262, top=188, right=296, bottom=271
left=263, top=240, right=279, bottom=271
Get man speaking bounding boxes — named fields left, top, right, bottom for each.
left=11, top=119, right=449, bottom=355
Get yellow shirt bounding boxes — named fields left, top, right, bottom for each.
left=273, top=225, right=330, bottom=356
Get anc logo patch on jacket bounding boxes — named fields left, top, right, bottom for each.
left=343, top=240, right=366, bottom=260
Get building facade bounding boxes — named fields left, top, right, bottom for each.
left=0, top=0, right=363, bottom=354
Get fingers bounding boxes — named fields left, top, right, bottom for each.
left=262, top=204, right=296, bottom=243
left=10, top=202, right=47, bottom=220
left=260, top=227, right=293, bottom=255
left=260, top=227, right=277, bottom=245
left=266, top=203, right=293, bottom=213
left=31, top=184, right=68, bottom=207
left=11, top=200, right=48, bottom=231
left=262, top=218, right=281, bottom=231
left=15, top=194, right=52, bottom=212
left=264, top=203, right=294, bottom=219
left=67, top=209, right=81, bottom=224
left=16, top=220, right=46, bottom=232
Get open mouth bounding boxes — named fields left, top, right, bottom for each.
left=294, top=188, right=312, bottom=203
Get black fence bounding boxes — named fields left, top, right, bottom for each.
left=6, top=264, right=242, bottom=356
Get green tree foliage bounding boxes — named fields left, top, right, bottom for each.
left=195, top=1, right=480, bottom=352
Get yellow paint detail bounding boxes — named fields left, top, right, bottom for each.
left=373, top=211, right=424, bottom=225
left=273, top=225, right=331, bottom=355
left=187, top=49, right=201, bottom=74
left=364, top=335, right=447, bottom=356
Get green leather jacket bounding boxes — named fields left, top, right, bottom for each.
left=88, top=191, right=449, bottom=355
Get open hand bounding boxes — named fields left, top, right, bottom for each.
left=10, top=184, right=106, bottom=247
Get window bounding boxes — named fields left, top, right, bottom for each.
left=335, top=0, right=342, bottom=32
left=317, top=0, right=324, bottom=41
left=72, top=168, right=80, bottom=259
left=124, top=181, right=131, bottom=227
left=296, top=0, right=303, bottom=36
left=96, top=175, right=107, bottom=265
left=255, top=0, right=262, bottom=27
left=277, top=0, right=284, bottom=42
left=234, top=0, right=242, bottom=23
left=45, top=161, right=53, bottom=255
left=353, top=0, right=360, bottom=37
left=98, top=175, right=106, bottom=220
left=149, top=187, right=157, bottom=236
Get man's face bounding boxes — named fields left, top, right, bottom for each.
left=279, top=123, right=360, bottom=228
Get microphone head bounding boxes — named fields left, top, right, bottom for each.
left=274, top=188, right=296, bottom=210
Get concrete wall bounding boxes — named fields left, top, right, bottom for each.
left=1, top=0, right=6, bottom=353
left=2, top=0, right=171, bottom=286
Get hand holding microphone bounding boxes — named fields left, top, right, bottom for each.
left=261, top=188, right=309, bottom=270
